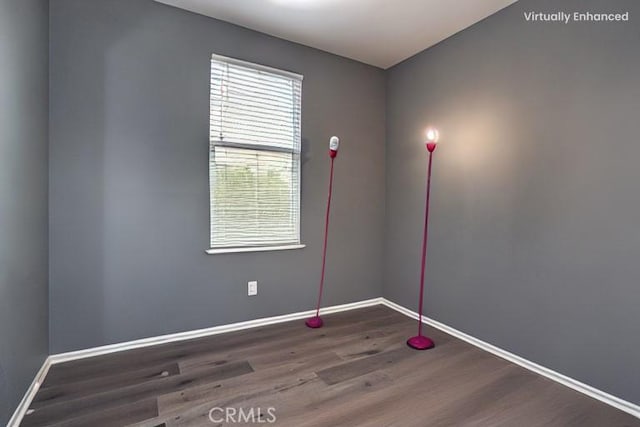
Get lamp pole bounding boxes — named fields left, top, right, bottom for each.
left=407, top=128, right=439, bottom=350
left=306, top=136, right=340, bottom=329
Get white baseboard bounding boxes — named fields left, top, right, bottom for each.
left=49, top=298, right=384, bottom=364
left=9, top=296, right=638, bottom=425
left=7, top=357, right=52, bottom=427
left=380, top=298, right=640, bottom=420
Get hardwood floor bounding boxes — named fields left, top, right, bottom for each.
left=24, top=306, right=639, bottom=426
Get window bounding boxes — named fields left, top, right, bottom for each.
left=208, top=54, right=303, bottom=252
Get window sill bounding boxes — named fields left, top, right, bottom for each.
left=205, top=244, right=306, bottom=255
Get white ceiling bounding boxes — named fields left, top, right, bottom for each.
left=156, top=0, right=517, bottom=69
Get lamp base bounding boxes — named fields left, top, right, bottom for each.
left=305, top=316, right=324, bottom=329
left=407, top=335, right=435, bottom=350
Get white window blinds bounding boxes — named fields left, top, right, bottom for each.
left=209, top=54, right=303, bottom=249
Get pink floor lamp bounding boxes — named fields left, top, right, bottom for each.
left=407, top=128, right=440, bottom=350
left=306, top=136, right=340, bottom=329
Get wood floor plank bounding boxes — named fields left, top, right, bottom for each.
left=164, top=377, right=326, bottom=427
left=299, top=340, right=475, bottom=416
left=450, top=374, right=555, bottom=426
left=142, top=324, right=422, bottom=426
left=27, top=306, right=640, bottom=427
left=132, top=352, right=344, bottom=426
left=33, top=363, right=180, bottom=409
left=177, top=312, right=408, bottom=373
left=23, top=362, right=253, bottom=426
left=490, top=380, right=640, bottom=427
left=419, top=365, right=542, bottom=426
left=42, top=398, right=159, bottom=427
left=315, top=346, right=417, bottom=385
left=133, top=319, right=416, bottom=425
left=280, top=347, right=520, bottom=426
left=178, top=319, right=412, bottom=379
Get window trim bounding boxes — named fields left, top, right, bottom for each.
left=205, top=244, right=306, bottom=255
left=208, top=54, right=304, bottom=252
left=211, top=54, right=304, bottom=82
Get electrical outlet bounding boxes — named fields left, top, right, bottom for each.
left=248, top=281, right=258, bottom=296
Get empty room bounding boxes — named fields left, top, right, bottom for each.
left=1, top=0, right=639, bottom=425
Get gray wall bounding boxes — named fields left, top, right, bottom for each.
left=385, top=0, right=640, bottom=405
left=49, top=0, right=386, bottom=353
left=0, top=0, right=49, bottom=422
